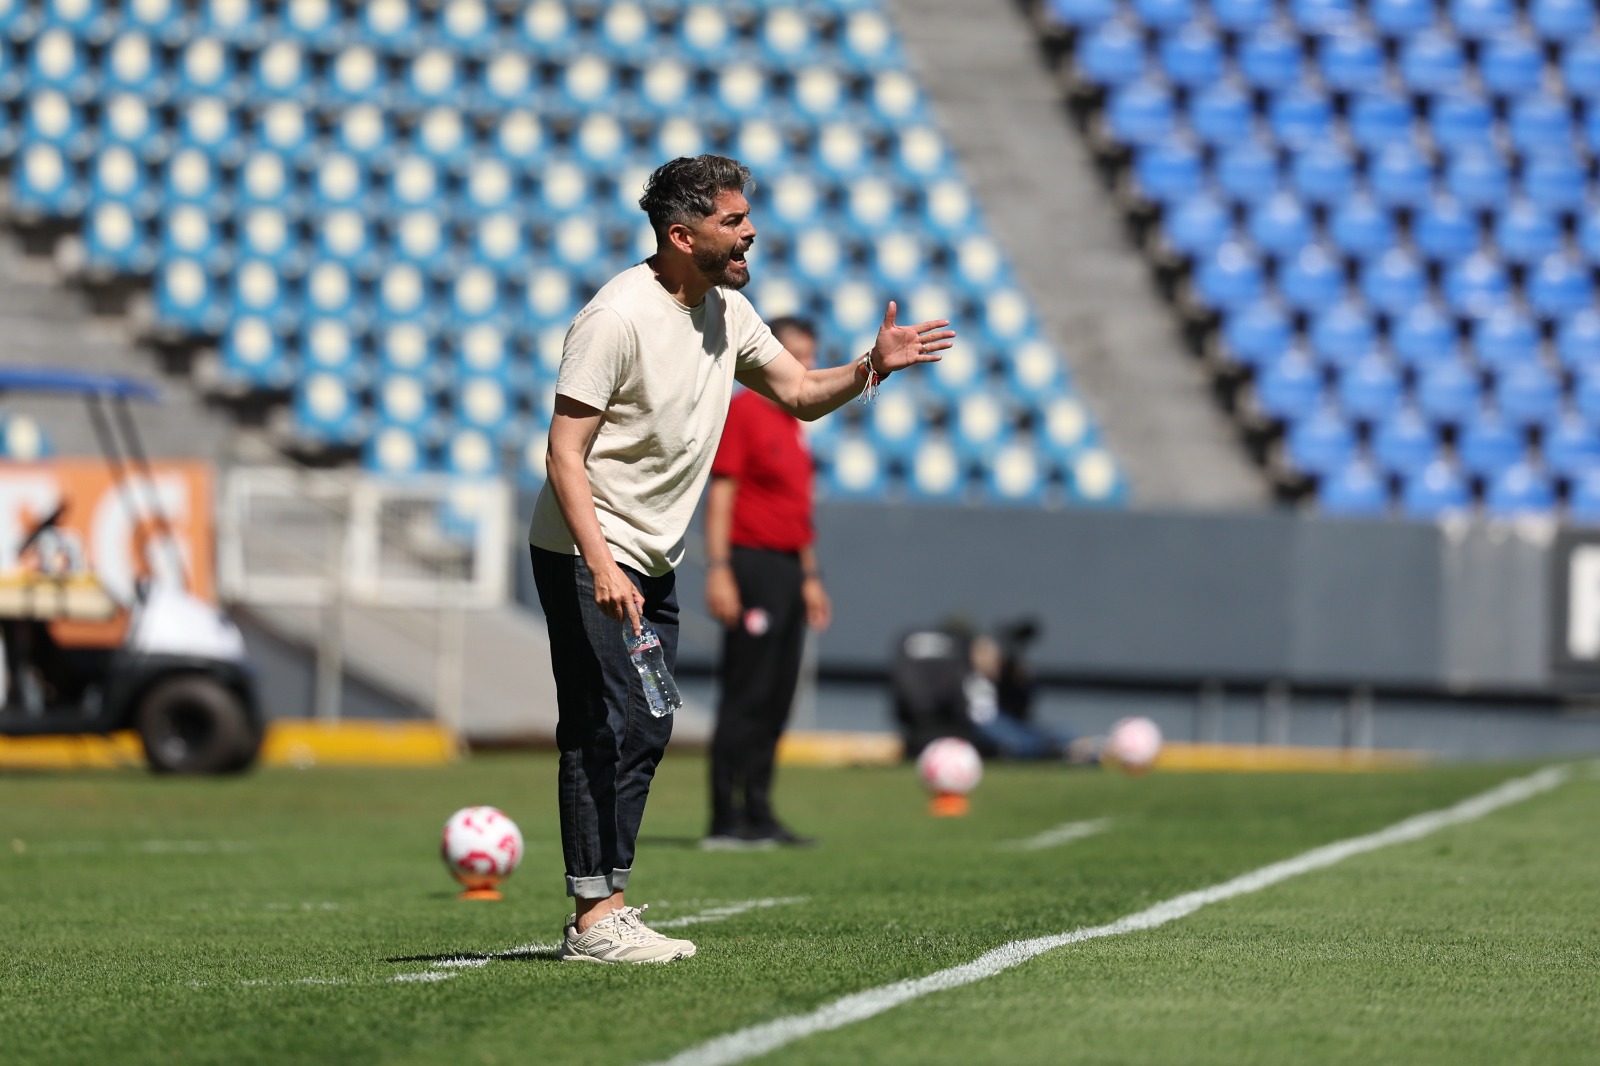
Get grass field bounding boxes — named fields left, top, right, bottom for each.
left=2, top=753, right=1597, bottom=1065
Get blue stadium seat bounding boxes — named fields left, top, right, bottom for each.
left=1280, top=244, right=1345, bottom=314
left=1479, top=33, right=1542, bottom=97
left=123, top=0, right=186, bottom=44
left=461, top=155, right=519, bottom=216
left=1188, top=81, right=1254, bottom=146
left=1044, top=0, right=1117, bottom=31
left=390, top=209, right=448, bottom=272
left=822, top=433, right=888, bottom=500
left=375, top=262, right=431, bottom=323
left=365, top=425, right=426, bottom=477
left=293, top=373, right=365, bottom=446
left=1360, top=249, right=1429, bottom=319
left=1542, top=414, right=1600, bottom=477
left=791, top=66, right=847, bottom=127
left=1442, top=253, right=1511, bottom=319
left=1132, top=0, right=1196, bottom=32
left=817, top=123, right=872, bottom=181
left=231, top=257, right=295, bottom=331
left=324, top=45, right=385, bottom=109
left=311, top=152, right=368, bottom=211
left=1507, top=94, right=1574, bottom=158
left=376, top=322, right=437, bottom=377
left=1485, top=462, right=1556, bottom=516
left=1393, top=303, right=1461, bottom=367
left=490, top=110, right=544, bottom=171
left=1399, top=30, right=1468, bottom=96
left=1348, top=92, right=1414, bottom=153
left=952, top=391, right=1016, bottom=461
left=1496, top=201, right=1563, bottom=267
left=1319, top=32, right=1385, bottom=95
left=440, top=0, right=496, bottom=56
left=1158, top=25, right=1224, bottom=90
left=1218, top=299, right=1293, bottom=371
left=1338, top=355, right=1405, bottom=422
left=376, top=373, right=436, bottom=432
left=1472, top=308, right=1541, bottom=370
left=1309, top=302, right=1379, bottom=368
left=1007, top=338, right=1072, bottom=396
left=869, top=69, right=928, bottom=126
left=1216, top=139, right=1281, bottom=204
left=1284, top=406, right=1357, bottom=476
left=443, top=427, right=503, bottom=477
left=238, top=204, right=301, bottom=270
left=1414, top=358, right=1482, bottom=423
left=1531, top=0, right=1595, bottom=38
left=983, top=286, right=1034, bottom=346
left=534, top=158, right=590, bottom=219
left=1450, top=0, right=1517, bottom=40
left=10, top=140, right=84, bottom=219
left=333, top=104, right=394, bottom=163
left=518, top=0, right=574, bottom=59
left=24, top=89, right=86, bottom=153
left=360, top=0, right=421, bottom=54
left=1522, top=152, right=1587, bottom=215
left=1557, top=310, right=1600, bottom=370
left=1318, top=458, right=1390, bottom=516
left=1458, top=409, right=1525, bottom=475
left=1371, top=407, right=1440, bottom=475
left=1247, top=193, right=1314, bottom=260
left=1268, top=88, right=1335, bottom=152
left=904, top=438, right=968, bottom=504
left=1066, top=447, right=1127, bottom=504
left=1291, top=0, right=1358, bottom=31
left=712, top=62, right=769, bottom=120
left=1036, top=395, right=1097, bottom=459
left=1570, top=470, right=1600, bottom=523
left=45, top=0, right=112, bottom=39
left=838, top=10, right=902, bottom=73
left=1106, top=79, right=1177, bottom=147
left=219, top=316, right=293, bottom=389
left=1574, top=367, right=1600, bottom=421
left=1528, top=254, right=1595, bottom=320
left=454, top=374, right=514, bottom=438
left=1413, top=196, right=1480, bottom=265
left=252, top=39, right=308, bottom=102
left=1430, top=94, right=1495, bottom=155
left=1290, top=144, right=1355, bottom=207
left=1401, top=459, right=1472, bottom=517
left=952, top=234, right=1010, bottom=294
left=1255, top=352, right=1324, bottom=422
left=1370, top=0, right=1434, bottom=37
left=865, top=389, right=927, bottom=461
left=103, top=32, right=168, bottom=101
left=1561, top=37, right=1600, bottom=103
left=1210, top=0, right=1274, bottom=32
left=1443, top=148, right=1510, bottom=211
left=1238, top=27, right=1304, bottom=94
left=254, top=101, right=314, bottom=165
left=1076, top=21, right=1147, bottom=90
left=82, top=200, right=155, bottom=274
left=734, top=118, right=791, bottom=177
left=175, top=38, right=237, bottom=102
left=1495, top=363, right=1563, bottom=425
left=300, top=318, right=362, bottom=381
left=1327, top=195, right=1397, bottom=263
left=29, top=27, right=94, bottom=100
left=1193, top=243, right=1266, bottom=312
left=449, top=265, right=504, bottom=323
left=1368, top=143, right=1434, bottom=209
left=471, top=213, right=530, bottom=276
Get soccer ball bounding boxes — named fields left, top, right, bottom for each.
left=441, top=806, right=523, bottom=892
left=917, top=737, right=983, bottom=795
left=1107, top=716, right=1163, bottom=775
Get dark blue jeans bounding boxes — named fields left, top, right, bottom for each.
left=530, top=547, right=678, bottom=899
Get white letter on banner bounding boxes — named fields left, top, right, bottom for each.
left=1567, top=545, right=1600, bottom=660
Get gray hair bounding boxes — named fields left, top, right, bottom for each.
left=638, top=155, right=753, bottom=240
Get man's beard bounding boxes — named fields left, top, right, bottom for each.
left=693, top=244, right=751, bottom=290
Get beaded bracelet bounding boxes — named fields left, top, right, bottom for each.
left=857, top=351, right=886, bottom=404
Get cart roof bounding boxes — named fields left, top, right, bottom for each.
left=0, top=367, right=161, bottom=402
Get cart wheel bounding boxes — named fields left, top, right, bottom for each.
left=137, top=675, right=257, bottom=775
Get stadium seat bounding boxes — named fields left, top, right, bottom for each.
left=1522, top=153, right=1588, bottom=214
left=1371, top=407, right=1440, bottom=475
left=293, top=372, right=366, bottom=446
left=904, top=437, right=968, bottom=503
left=1280, top=244, right=1345, bottom=315
left=1472, top=309, right=1542, bottom=371
left=1413, top=197, right=1480, bottom=266
left=1217, top=299, right=1292, bottom=371
left=1309, top=302, right=1379, bottom=368
left=1494, top=362, right=1563, bottom=426
left=1495, top=201, right=1563, bottom=267
left=1370, top=0, right=1434, bottom=37
left=1556, top=310, right=1600, bottom=370
left=1561, top=37, right=1600, bottom=103
left=1289, top=144, right=1355, bottom=207
left=1006, top=338, right=1071, bottom=396
left=1318, top=458, right=1390, bottom=516
left=1327, top=196, right=1397, bottom=264
left=1430, top=94, right=1495, bottom=156
left=1368, top=143, right=1434, bottom=209
left=1193, top=243, right=1266, bottom=313
left=1458, top=410, right=1526, bottom=474
left=1479, top=33, right=1543, bottom=98
left=1542, top=413, right=1600, bottom=477
left=365, top=424, right=426, bottom=477
left=1570, top=469, right=1600, bottom=523
left=1238, top=27, right=1304, bottom=94
left=1528, top=254, right=1595, bottom=320
left=1443, top=148, right=1510, bottom=211
left=1210, top=0, right=1274, bottom=32
left=1360, top=249, right=1429, bottom=319
left=1320, top=32, right=1385, bottom=95
left=838, top=10, right=902, bottom=73
left=1255, top=352, right=1324, bottom=423
left=1158, top=25, right=1224, bottom=90
left=1507, top=94, right=1574, bottom=158
left=1443, top=253, right=1511, bottom=319
left=82, top=200, right=155, bottom=274
left=1392, top=304, right=1461, bottom=367
left=1401, top=459, right=1472, bottom=517
left=1268, top=89, right=1335, bottom=152
left=1188, top=81, right=1254, bottom=147
left=1044, top=0, right=1118, bottom=31
left=1574, top=367, right=1600, bottom=422
left=1283, top=406, right=1357, bottom=476
left=1105, top=79, right=1177, bottom=147
left=219, top=315, right=293, bottom=389
left=1216, top=139, right=1281, bottom=205
left=1337, top=355, right=1404, bottom=422
left=1348, top=92, right=1414, bottom=154
left=1532, top=0, right=1595, bottom=38
left=103, top=31, right=168, bottom=101
left=822, top=433, right=888, bottom=500
left=1246, top=193, right=1314, bottom=261
left=1485, top=462, right=1556, bottom=516
left=1400, top=31, right=1469, bottom=96
left=1131, top=142, right=1203, bottom=208
left=1414, top=358, right=1482, bottom=423
left=300, top=318, right=362, bottom=381
left=1450, top=0, right=1517, bottom=40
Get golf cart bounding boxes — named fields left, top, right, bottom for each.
left=0, top=367, right=261, bottom=773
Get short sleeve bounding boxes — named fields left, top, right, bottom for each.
left=711, top=393, right=752, bottom=480
left=554, top=306, right=632, bottom=411
left=729, top=292, right=787, bottom=372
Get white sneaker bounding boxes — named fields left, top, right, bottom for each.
left=557, top=905, right=697, bottom=964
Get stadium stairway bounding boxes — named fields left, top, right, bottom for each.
left=885, top=0, right=1269, bottom=507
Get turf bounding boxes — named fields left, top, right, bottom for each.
left=1, top=754, right=1595, bottom=1065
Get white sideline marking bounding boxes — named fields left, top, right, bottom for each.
left=646, top=765, right=1571, bottom=1066
left=998, top=818, right=1112, bottom=852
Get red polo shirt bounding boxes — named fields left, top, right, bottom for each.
left=712, top=390, right=814, bottom=552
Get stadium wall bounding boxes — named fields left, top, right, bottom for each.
left=516, top=499, right=1600, bottom=701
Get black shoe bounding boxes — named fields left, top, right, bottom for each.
left=699, top=824, right=778, bottom=851
left=751, top=822, right=818, bottom=848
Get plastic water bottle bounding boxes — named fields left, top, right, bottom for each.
left=624, top=623, right=681, bottom=718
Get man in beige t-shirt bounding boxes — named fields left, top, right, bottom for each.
left=529, top=154, right=955, bottom=964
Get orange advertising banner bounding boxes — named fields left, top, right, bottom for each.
left=0, top=459, right=215, bottom=647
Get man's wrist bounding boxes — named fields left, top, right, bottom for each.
left=708, top=559, right=731, bottom=570
left=866, top=347, right=891, bottom=378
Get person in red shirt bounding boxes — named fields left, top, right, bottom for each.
left=702, top=316, right=832, bottom=848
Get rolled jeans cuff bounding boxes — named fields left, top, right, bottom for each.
left=567, top=866, right=632, bottom=900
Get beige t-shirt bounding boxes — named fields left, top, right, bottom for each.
left=528, top=262, right=786, bottom=576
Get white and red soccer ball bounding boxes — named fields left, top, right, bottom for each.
left=441, top=806, right=523, bottom=891
left=917, top=737, right=983, bottom=795
left=1107, top=716, right=1163, bottom=775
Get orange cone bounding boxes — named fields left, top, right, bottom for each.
left=457, top=887, right=504, bottom=901
left=928, top=791, right=970, bottom=817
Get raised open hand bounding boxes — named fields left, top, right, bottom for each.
left=870, top=301, right=957, bottom=376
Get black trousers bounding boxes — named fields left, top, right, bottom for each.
left=709, top=546, right=806, bottom=833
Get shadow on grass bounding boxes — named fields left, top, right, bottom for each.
left=384, top=947, right=559, bottom=965
left=636, top=834, right=706, bottom=848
